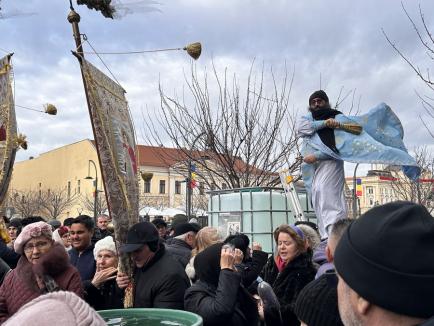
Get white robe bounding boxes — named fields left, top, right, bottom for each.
left=296, top=117, right=347, bottom=239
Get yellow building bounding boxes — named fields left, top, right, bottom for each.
left=346, top=167, right=434, bottom=215
left=8, top=139, right=209, bottom=221
left=346, top=170, right=398, bottom=215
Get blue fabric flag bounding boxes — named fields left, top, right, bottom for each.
left=300, top=103, right=421, bottom=197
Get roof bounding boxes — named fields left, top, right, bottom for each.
left=90, top=140, right=268, bottom=175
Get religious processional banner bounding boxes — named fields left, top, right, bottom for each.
left=80, top=58, right=139, bottom=273
left=0, top=55, right=17, bottom=206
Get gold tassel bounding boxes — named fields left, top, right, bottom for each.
left=123, top=281, right=134, bottom=308
left=140, top=172, right=153, bottom=182
left=184, top=42, right=202, bottom=60
left=15, top=134, right=28, bottom=150
left=339, top=123, right=363, bottom=135
left=44, top=103, right=57, bottom=115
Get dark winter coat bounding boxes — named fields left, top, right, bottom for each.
left=0, top=243, right=83, bottom=323
left=184, top=269, right=258, bottom=326
left=261, top=252, right=316, bottom=326
left=0, top=239, right=19, bottom=269
left=69, top=244, right=96, bottom=282
left=84, top=278, right=123, bottom=310
left=0, top=258, right=10, bottom=286
left=237, top=250, right=269, bottom=288
left=165, top=238, right=192, bottom=268
left=132, top=245, right=190, bottom=309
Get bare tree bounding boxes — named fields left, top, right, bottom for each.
left=79, top=193, right=108, bottom=216
left=382, top=3, right=434, bottom=138
left=144, top=62, right=301, bottom=189
left=139, top=195, right=169, bottom=211
left=389, top=147, right=434, bottom=212
left=40, top=188, right=78, bottom=220
left=7, top=190, right=45, bottom=218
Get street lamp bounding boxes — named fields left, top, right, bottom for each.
left=186, top=133, right=207, bottom=218
left=352, top=163, right=360, bottom=218
left=85, top=159, right=99, bottom=223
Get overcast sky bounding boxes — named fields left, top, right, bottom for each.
left=1, top=0, right=434, bottom=176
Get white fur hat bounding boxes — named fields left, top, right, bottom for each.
left=93, top=235, right=117, bottom=258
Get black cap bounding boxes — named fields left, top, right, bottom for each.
left=173, top=222, right=201, bottom=237
left=334, top=201, right=434, bottom=318
left=151, top=218, right=167, bottom=228
left=119, top=222, right=159, bottom=253
left=309, top=90, right=329, bottom=105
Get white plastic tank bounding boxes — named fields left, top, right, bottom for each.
left=208, top=187, right=316, bottom=253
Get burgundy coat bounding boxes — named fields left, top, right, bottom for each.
left=0, top=243, right=83, bottom=323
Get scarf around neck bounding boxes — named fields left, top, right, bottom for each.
left=311, top=107, right=342, bottom=153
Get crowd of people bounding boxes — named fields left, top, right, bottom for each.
left=0, top=199, right=432, bottom=325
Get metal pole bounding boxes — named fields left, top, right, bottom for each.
left=352, top=163, right=359, bottom=218
left=68, top=4, right=109, bottom=214
left=88, top=159, right=98, bottom=224
left=187, top=161, right=192, bottom=218
left=93, top=178, right=98, bottom=223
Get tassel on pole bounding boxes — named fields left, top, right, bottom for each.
left=44, top=103, right=58, bottom=115
left=184, top=42, right=202, bottom=60
left=15, top=133, right=28, bottom=150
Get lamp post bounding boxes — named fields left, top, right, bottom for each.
left=352, top=163, right=360, bottom=218
left=85, top=159, right=99, bottom=224
left=186, top=132, right=206, bottom=218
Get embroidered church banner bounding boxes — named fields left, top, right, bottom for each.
left=80, top=58, right=139, bottom=272
left=0, top=55, right=17, bottom=206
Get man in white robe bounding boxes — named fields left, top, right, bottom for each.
left=296, top=90, right=347, bottom=239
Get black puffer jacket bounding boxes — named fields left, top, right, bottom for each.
left=184, top=270, right=258, bottom=326
left=165, top=238, right=192, bottom=268
left=133, top=245, right=190, bottom=309
left=84, top=278, right=123, bottom=310
left=261, top=252, right=316, bottom=326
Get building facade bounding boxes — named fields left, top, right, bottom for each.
left=7, top=139, right=211, bottom=221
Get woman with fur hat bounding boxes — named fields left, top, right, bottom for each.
left=0, top=221, right=83, bottom=323
left=260, top=224, right=316, bottom=326
left=84, top=236, right=123, bottom=310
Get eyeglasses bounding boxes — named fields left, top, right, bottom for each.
left=310, top=98, right=325, bottom=105
left=23, top=241, right=51, bottom=253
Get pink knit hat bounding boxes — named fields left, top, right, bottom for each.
left=14, top=221, right=53, bottom=254
left=3, top=291, right=106, bottom=326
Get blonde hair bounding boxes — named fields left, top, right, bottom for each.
left=191, top=226, right=220, bottom=257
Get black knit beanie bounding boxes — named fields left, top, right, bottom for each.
left=194, top=243, right=223, bottom=287
left=334, top=201, right=434, bottom=318
left=309, top=90, right=329, bottom=105
left=294, top=272, right=343, bottom=326
left=224, top=234, right=250, bottom=258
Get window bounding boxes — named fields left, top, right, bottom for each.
left=67, top=181, right=71, bottom=199
left=366, top=186, right=373, bottom=195
left=159, top=180, right=166, bottom=194
left=175, top=181, right=181, bottom=195
left=39, top=182, right=42, bottom=197
left=144, top=180, right=151, bottom=193
left=369, top=197, right=374, bottom=206
left=77, top=180, right=81, bottom=194
left=221, top=183, right=228, bottom=190
left=199, top=183, right=205, bottom=195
